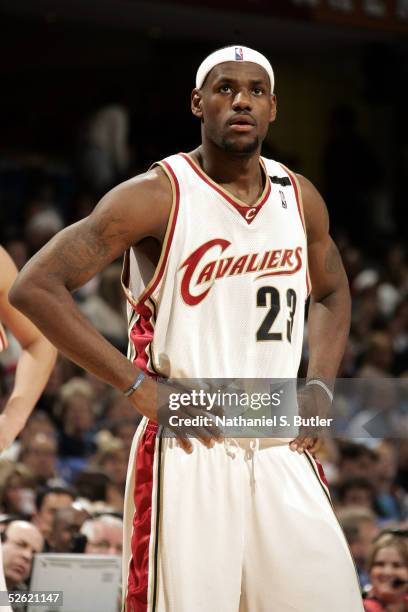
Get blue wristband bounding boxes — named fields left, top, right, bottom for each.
left=124, top=372, right=146, bottom=397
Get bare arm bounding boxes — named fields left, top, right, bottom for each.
left=0, top=247, right=57, bottom=450
left=289, top=176, right=350, bottom=454
left=9, top=167, right=172, bottom=397
left=300, top=174, right=351, bottom=381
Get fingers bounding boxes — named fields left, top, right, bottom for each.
left=289, top=436, right=316, bottom=454
left=176, top=436, right=193, bottom=454
left=308, top=438, right=323, bottom=454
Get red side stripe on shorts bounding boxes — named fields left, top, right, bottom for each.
left=127, top=422, right=158, bottom=612
left=304, top=450, right=331, bottom=503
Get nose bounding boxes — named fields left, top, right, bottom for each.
left=21, top=548, right=32, bottom=563
left=380, top=564, right=394, bottom=577
left=232, top=89, right=252, bottom=111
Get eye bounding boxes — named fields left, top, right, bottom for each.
left=252, top=87, right=265, bottom=96
left=219, top=85, right=232, bottom=94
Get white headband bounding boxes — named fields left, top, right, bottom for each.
left=196, top=46, right=274, bottom=92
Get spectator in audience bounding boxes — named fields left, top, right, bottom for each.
left=2, top=520, right=43, bottom=597
left=337, top=442, right=379, bottom=485
left=363, top=530, right=408, bottom=611
left=74, top=469, right=110, bottom=504
left=57, top=378, right=97, bottom=458
left=19, top=434, right=59, bottom=485
left=47, top=505, right=90, bottom=553
left=338, top=507, right=380, bottom=588
left=32, top=486, right=76, bottom=542
left=81, top=514, right=123, bottom=556
left=338, top=477, right=377, bottom=511
left=93, top=433, right=128, bottom=489
left=0, top=464, right=36, bottom=517
left=374, top=442, right=405, bottom=522
left=5, top=411, right=57, bottom=464
left=357, top=332, right=395, bottom=379
left=91, top=433, right=127, bottom=513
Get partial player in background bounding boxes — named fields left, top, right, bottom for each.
left=0, top=246, right=56, bottom=611
left=0, top=247, right=57, bottom=452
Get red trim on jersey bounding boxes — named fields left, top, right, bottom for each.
left=180, top=153, right=271, bottom=225
left=282, top=166, right=311, bottom=297
left=306, top=451, right=331, bottom=500
left=126, top=422, right=158, bottom=612
left=129, top=305, right=155, bottom=376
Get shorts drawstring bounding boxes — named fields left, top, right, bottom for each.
left=245, top=439, right=259, bottom=491
left=224, top=438, right=259, bottom=491
left=224, top=438, right=240, bottom=459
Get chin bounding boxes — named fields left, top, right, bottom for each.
left=221, top=136, right=259, bottom=155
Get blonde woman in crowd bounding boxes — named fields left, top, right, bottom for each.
left=364, top=531, right=408, bottom=612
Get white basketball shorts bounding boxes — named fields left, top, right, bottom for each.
left=122, top=419, right=364, bottom=612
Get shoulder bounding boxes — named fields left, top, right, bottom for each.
left=105, top=165, right=172, bottom=208
left=92, top=165, right=173, bottom=243
left=295, top=173, right=329, bottom=244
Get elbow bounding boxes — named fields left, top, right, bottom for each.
left=9, top=271, right=38, bottom=314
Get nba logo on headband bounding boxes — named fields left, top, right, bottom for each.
left=235, top=47, right=244, bottom=61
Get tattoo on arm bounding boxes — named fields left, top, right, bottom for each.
left=324, top=242, right=342, bottom=274
left=46, top=211, right=129, bottom=289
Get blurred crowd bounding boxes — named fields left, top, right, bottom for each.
left=0, top=100, right=407, bottom=610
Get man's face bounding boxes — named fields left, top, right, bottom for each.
left=35, top=493, right=74, bottom=539
left=2, top=521, right=43, bottom=588
left=85, top=521, right=123, bottom=556
left=49, top=507, right=88, bottom=553
left=22, top=435, right=57, bottom=480
left=192, top=61, right=276, bottom=155
left=341, top=455, right=377, bottom=482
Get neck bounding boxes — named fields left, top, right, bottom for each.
left=195, top=138, right=262, bottom=192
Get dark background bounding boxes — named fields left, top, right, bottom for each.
left=0, top=0, right=407, bottom=244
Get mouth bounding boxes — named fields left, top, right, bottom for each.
left=12, top=563, right=26, bottom=576
left=228, top=115, right=255, bottom=132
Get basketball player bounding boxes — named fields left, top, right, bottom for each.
left=0, top=246, right=56, bottom=611
left=10, top=47, right=364, bottom=611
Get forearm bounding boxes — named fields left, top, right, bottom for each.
left=4, top=337, right=57, bottom=427
left=10, top=280, right=137, bottom=393
left=306, top=283, right=351, bottom=381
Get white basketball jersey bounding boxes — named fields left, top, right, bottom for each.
left=122, top=153, right=310, bottom=379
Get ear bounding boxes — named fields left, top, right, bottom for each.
left=191, top=88, right=203, bottom=119
left=269, top=94, right=277, bottom=124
